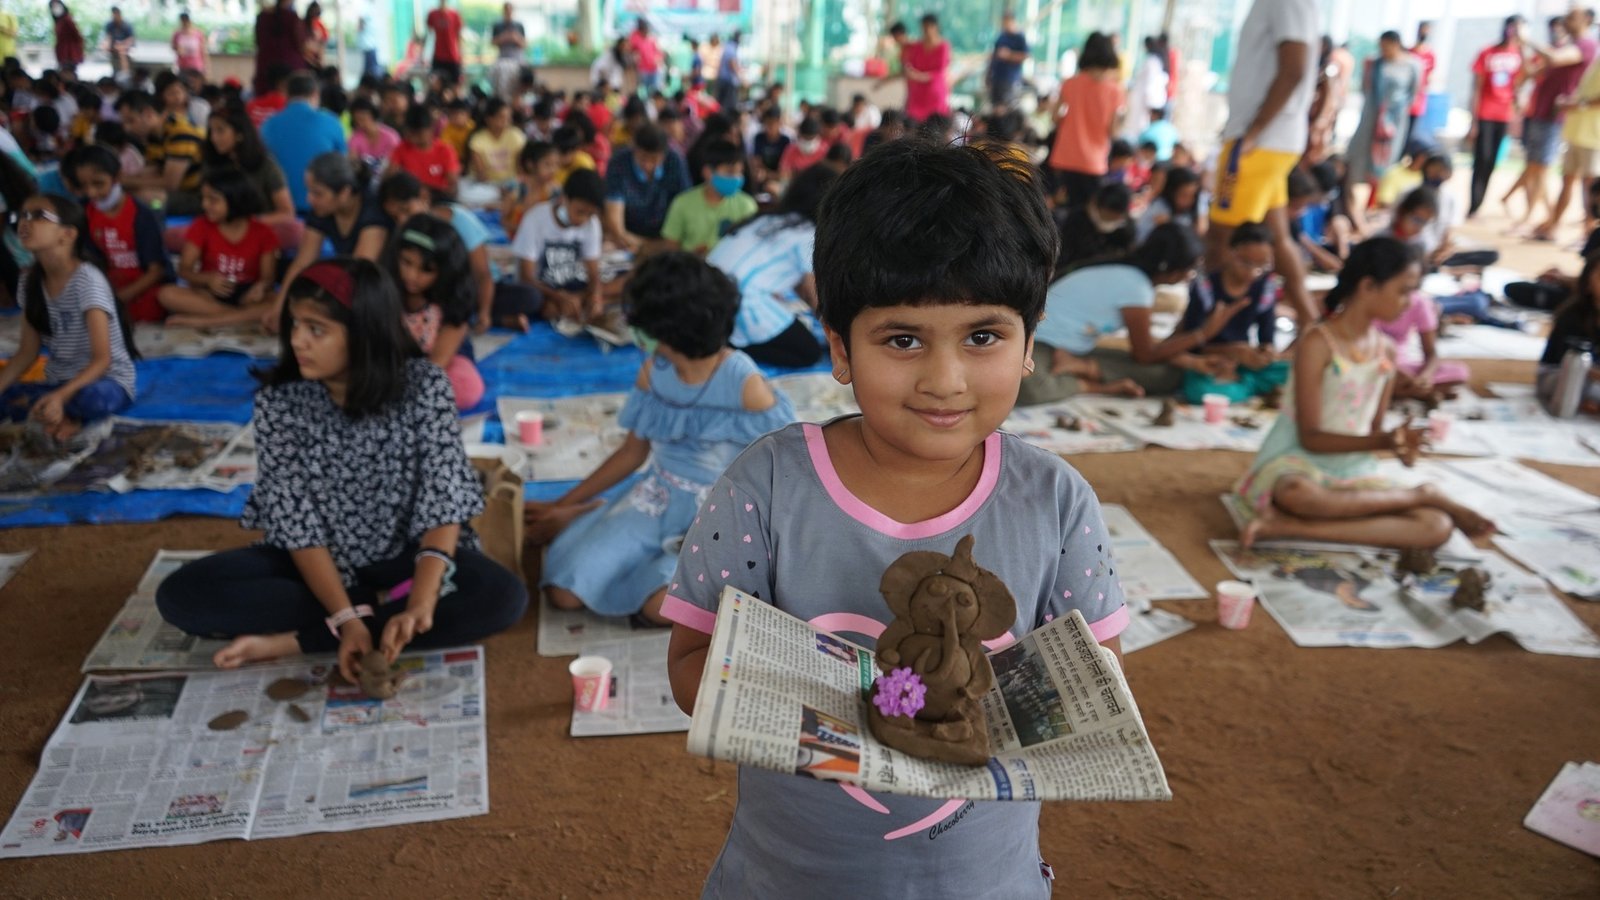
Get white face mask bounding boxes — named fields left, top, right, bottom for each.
left=94, top=183, right=125, bottom=212
left=797, top=138, right=820, bottom=154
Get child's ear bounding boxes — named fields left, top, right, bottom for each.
left=823, top=324, right=850, bottom=383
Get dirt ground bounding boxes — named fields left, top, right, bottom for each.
left=3, top=179, right=1600, bottom=898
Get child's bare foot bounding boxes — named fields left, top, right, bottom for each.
left=1335, top=582, right=1379, bottom=612
left=213, top=633, right=299, bottom=669
left=1098, top=378, right=1145, bottom=398
left=47, top=418, right=82, bottom=444
left=497, top=313, right=531, bottom=332
left=1240, top=509, right=1280, bottom=550
left=1416, top=484, right=1496, bottom=538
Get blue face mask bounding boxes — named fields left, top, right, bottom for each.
left=634, top=160, right=664, bottom=182
left=555, top=203, right=571, bottom=227
left=711, top=173, right=744, bottom=198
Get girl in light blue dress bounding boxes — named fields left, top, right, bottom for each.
left=533, top=252, right=795, bottom=622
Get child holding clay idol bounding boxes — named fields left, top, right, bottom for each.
left=155, top=258, right=527, bottom=684
left=662, top=139, right=1128, bottom=898
left=531, top=251, right=794, bottom=624
left=1235, top=238, right=1495, bottom=550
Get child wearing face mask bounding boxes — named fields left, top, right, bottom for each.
left=527, top=251, right=794, bottom=624
left=660, top=140, right=757, bottom=256
left=1054, top=180, right=1136, bottom=276
left=382, top=214, right=483, bottom=410
left=778, top=117, right=829, bottom=181
left=65, top=144, right=171, bottom=322
left=1178, top=223, right=1290, bottom=403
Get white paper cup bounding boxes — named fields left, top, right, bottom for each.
left=1216, top=580, right=1257, bottom=630
left=569, top=656, right=612, bottom=712
left=1203, top=393, right=1230, bottom=425
left=1427, top=411, right=1453, bottom=444
left=515, top=411, right=545, bottom=446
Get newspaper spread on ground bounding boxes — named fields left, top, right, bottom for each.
left=535, top=592, right=657, bottom=657
left=1119, top=609, right=1196, bottom=654
left=1385, top=392, right=1600, bottom=467
left=571, top=632, right=691, bottom=737
left=771, top=371, right=861, bottom=423
left=1433, top=323, right=1547, bottom=361
left=999, top=404, right=1142, bottom=455
left=0, top=549, right=33, bottom=592
left=130, top=324, right=281, bottom=359
left=1069, top=396, right=1277, bottom=452
left=0, top=646, right=488, bottom=858
left=687, top=587, right=1170, bottom=802
left=1212, top=541, right=1600, bottom=656
left=1099, top=504, right=1208, bottom=610
left=1373, top=457, right=1600, bottom=519
left=497, top=393, right=631, bottom=482
left=0, top=420, right=253, bottom=498
left=83, top=551, right=227, bottom=672
left=1524, top=761, right=1600, bottom=857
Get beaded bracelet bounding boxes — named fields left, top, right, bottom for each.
left=387, top=549, right=459, bottom=602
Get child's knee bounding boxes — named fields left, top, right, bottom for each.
left=545, top=585, right=585, bottom=611
left=1415, top=508, right=1454, bottom=547
left=446, top=357, right=484, bottom=410
left=1271, top=477, right=1318, bottom=515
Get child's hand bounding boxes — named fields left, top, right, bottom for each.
left=381, top=606, right=434, bottom=662
left=1193, top=355, right=1238, bottom=380
left=30, top=392, right=66, bottom=430
left=1202, top=297, right=1253, bottom=340
left=524, top=498, right=604, bottom=545
left=1387, top=417, right=1428, bottom=467
left=337, top=620, right=374, bottom=684
left=208, top=275, right=235, bottom=299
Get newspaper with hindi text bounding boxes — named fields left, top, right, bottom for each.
left=687, top=587, right=1170, bottom=802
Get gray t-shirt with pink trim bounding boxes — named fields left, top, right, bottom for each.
left=664, top=420, right=1128, bottom=900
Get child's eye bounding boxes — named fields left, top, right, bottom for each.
left=887, top=335, right=921, bottom=350
left=967, top=331, right=1001, bottom=347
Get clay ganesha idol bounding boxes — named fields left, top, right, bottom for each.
left=868, top=535, right=1017, bottom=766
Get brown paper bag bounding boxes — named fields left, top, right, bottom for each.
left=469, top=457, right=524, bottom=580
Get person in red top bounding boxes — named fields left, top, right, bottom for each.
left=778, top=118, right=830, bottom=180
left=1163, top=33, right=1179, bottom=103
left=389, top=105, right=460, bottom=194
left=1047, top=32, right=1125, bottom=209
left=1466, top=15, right=1527, bottom=217
left=65, top=146, right=170, bottom=322
left=1528, top=8, right=1600, bottom=241
left=902, top=14, right=951, bottom=122
left=427, top=0, right=464, bottom=86
left=159, top=169, right=280, bottom=328
left=247, top=66, right=291, bottom=129
left=1405, top=21, right=1436, bottom=149
left=50, top=2, right=85, bottom=75
left=253, top=0, right=309, bottom=95
left=629, top=21, right=664, bottom=92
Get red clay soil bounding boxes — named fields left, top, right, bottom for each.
left=1, top=360, right=1597, bottom=899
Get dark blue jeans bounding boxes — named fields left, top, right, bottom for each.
left=1, top=379, right=133, bottom=423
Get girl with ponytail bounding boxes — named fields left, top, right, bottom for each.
left=1233, top=237, right=1494, bottom=554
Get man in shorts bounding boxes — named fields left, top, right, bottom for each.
left=1534, top=8, right=1600, bottom=240
left=1209, top=0, right=1320, bottom=325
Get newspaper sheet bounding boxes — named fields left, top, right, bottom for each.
left=1119, top=609, right=1196, bottom=655
left=1385, top=394, right=1600, bottom=466
left=687, top=587, right=1170, bottom=802
left=130, top=324, right=281, bottom=359
left=1372, top=457, right=1600, bottom=519
left=497, top=393, right=631, bottom=482
left=1068, top=396, right=1278, bottom=452
left=998, top=405, right=1141, bottom=455
left=0, top=419, right=252, bottom=498
left=0, top=647, right=488, bottom=858
left=771, top=372, right=861, bottom=423
left=1494, top=536, right=1600, bottom=599
left=1433, top=323, right=1547, bottom=360
left=535, top=592, right=658, bottom=657
left=0, top=549, right=33, bottom=592
left=1099, top=504, right=1209, bottom=610
left=83, top=551, right=228, bottom=673
left=1212, top=541, right=1600, bottom=656
left=1524, top=762, right=1600, bottom=857
left=571, top=632, right=692, bottom=737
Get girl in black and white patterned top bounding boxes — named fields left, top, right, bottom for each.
left=157, top=257, right=527, bottom=683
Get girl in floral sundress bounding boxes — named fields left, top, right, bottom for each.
left=1235, top=237, right=1494, bottom=550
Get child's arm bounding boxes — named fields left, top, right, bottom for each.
left=1294, top=329, right=1418, bottom=457
left=246, top=249, right=279, bottom=305
left=668, top=624, right=713, bottom=714
left=176, top=241, right=208, bottom=288
left=428, top=321, right=468, bottom=368
left=583, top=258, right=604, bottom=317
left=33, top=307, right=113, bottom=430
left=468, top=244, right=495, bottom=331
left=523, top=433, right=649, bottom=543
left=380, top=522, right=459, bottom=661
left=1414, top=328, right=1440, bottom=388
left=290, top=545, right=372, bottom=684
left=1124, top=299, right=1249, bottom=364
left=116, top=261, right=165, bottom=306
left=352, top=225, right=388, bottom=261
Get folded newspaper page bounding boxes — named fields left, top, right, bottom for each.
left=2, top=646, right=488, bottom=858
left=687, top=587, right=1170, bottom=802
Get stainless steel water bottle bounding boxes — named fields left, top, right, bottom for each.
left=1553, top=339, right=1594, bottom=419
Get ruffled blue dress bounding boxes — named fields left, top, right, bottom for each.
left=541, top=350, right=796, bottom=615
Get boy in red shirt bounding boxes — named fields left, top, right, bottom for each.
left=159, top=169, right=280, bottom=327
left=66, top=145, right=169, bottom=322
left=427, top=0, right=464, bottom=85
left=1467, top=16, right=1526, bottom=216
left=389, top=105, right=460, bottom=195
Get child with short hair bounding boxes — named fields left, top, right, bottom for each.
left=661, top=140, right=757, bottom=256
left=0, top=194, right=138, bottom=444
left=663, top=139, right=1128, bottom=897
left=440, top=98, right=475, bottom=160
left=533, top=252, right=795, bottom=623
left=159, top=167, right=280, bottom=327
left=66, top=144, right=170, bottom=322
left=389, top=104, right=460, bottom=195
left=1180, top=222, right=1289, bottom=403
left=1235, top=238, right=1494, bottom=550
left=348, top=96, right=402, bottom=169
left=381, top=213, right=483, bottom=410
left=510, top=168, right=606, bottom=322
left=155, top=257, right=528, bottom=683
left=551, top=123, right=596, bottom=183
left=467, top=97, right=525, bottom=185
left=501, top=140, right=558, bottom=234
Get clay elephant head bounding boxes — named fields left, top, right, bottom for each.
left=879, top=535, right=1016, bottom=643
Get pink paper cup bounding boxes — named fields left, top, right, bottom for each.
left=569, top=656, right=612, bottom=712
left=1216, top=580, right=1257, bottom=630
left=1203, top=393, right=1230, bottom=425
left=516, top=411, right=545, bottom=446
left=1427, top=411, right=1453, bottom=444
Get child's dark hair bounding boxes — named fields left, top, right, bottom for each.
left=378, top=170, right=425, bottom=207
left=1108, top=138, right=1134, bottom=161
left=307, top=151, right=371, bottom=196
left=1230, top=222, right=1272, bottom=248
left=1323, top=237, right=1420, bottom=315
left=518, top=140, right=556, bottom=171
left=1554, top=251, right=1600, bottom=343
left=1124, top=223, right=1202, bottom=280
left=348, top=96, right=377, bottom=119
left=814, top=138, right=1057, bottom=342
left=64, top=143, right=121, bottom=181
left=702, top=140, right=741, bottom=171
left=402, top=104, right=436, bottom=136
left=552, top=124, right=583, bottom=154
left=202, top=166, right=262, bottom=219
left=1395, top=186, right=1439, bottom=218
left=21, top=194, right=138, bottom=359
left=824, top=142, right=854, bottom=166
left=728, top=163, right=839, bottom=240
left=31, top=105, right=61, bottom=135
left=623, top=251, right=739, bottom=359
left=1079, top=32, right=1120, bottom=71
left=381, top=213, right=475, bottom=326
left=1160, top=165, right=1201, bottom=210
left=1287, top=168, right=1318, bottom=202
left=1093, top=180, right=1133, bottom=216
left=563, top=169, right=606, bottom=207
left=204, top=104, right=270, bottom=171
left=258, top=257, right=421, bottom=416
left=1422, top=153, right=1453, bottom=176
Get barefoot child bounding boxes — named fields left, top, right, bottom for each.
left=158, top=167, right=280, bottom=327
left=66, top=144, right=170, bottom=322
left=1376, top=291, right=1470, bottom=401
left=662, top=139, right=1129, bottom=897
left=532, top=252, right=795, bottom=624
left=1235, top=238, right=1495, bottom=550
left=381, top=214, right=484, bottom=410
left=155, top=258, right=527, bottom=682
left=0, top=194, right=138, bottom=444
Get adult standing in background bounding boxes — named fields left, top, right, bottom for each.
left=172, top=13, right=208, bottom=78
left=1404, top=21, right=1436, bottom=149
left=427, top=0, right=465, bottom=87
left=255, top=0, right=309, bottom=94
left=50, top=2, right=85, bottom=77
left=716, top=32, right=743, bottom=111
left=1047, top=32, right=1123, bottom=210
left=1306, top=37, right=1354, bottom=165
left=1208, top=0, right=1319, bottom=326
left=358, top=16, right=384, bottom=80
left=491, top=4, right=527, bottom=100
left=304, top=3, right=329, bottom=68
left=0, top=10, right=16, bottom=63
left=987, top=10, right=1029, bottom=112
left=902, top=14, right=951, bottom=123
left=1344, top=31, right=1419, bottom=226
left=1466, top=16, right=1527, bottom=218
left=629, top=20, right=664, bottom=94
left=103, top=6, right=135, bottom=79
left=1125, top=36, right=1169, bottom=138
left=1527, top=8, right=1599, bottom=241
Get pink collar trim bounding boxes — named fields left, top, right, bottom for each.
left=802, top=422, right=1002, bottom=540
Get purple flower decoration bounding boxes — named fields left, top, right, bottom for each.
left=872, top=667, right=927, bottom=719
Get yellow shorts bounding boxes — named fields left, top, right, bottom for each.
left=1210, top=140, right=1301, bottom=228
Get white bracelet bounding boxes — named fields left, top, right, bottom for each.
left=325, top=604, right=374, bottom=637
